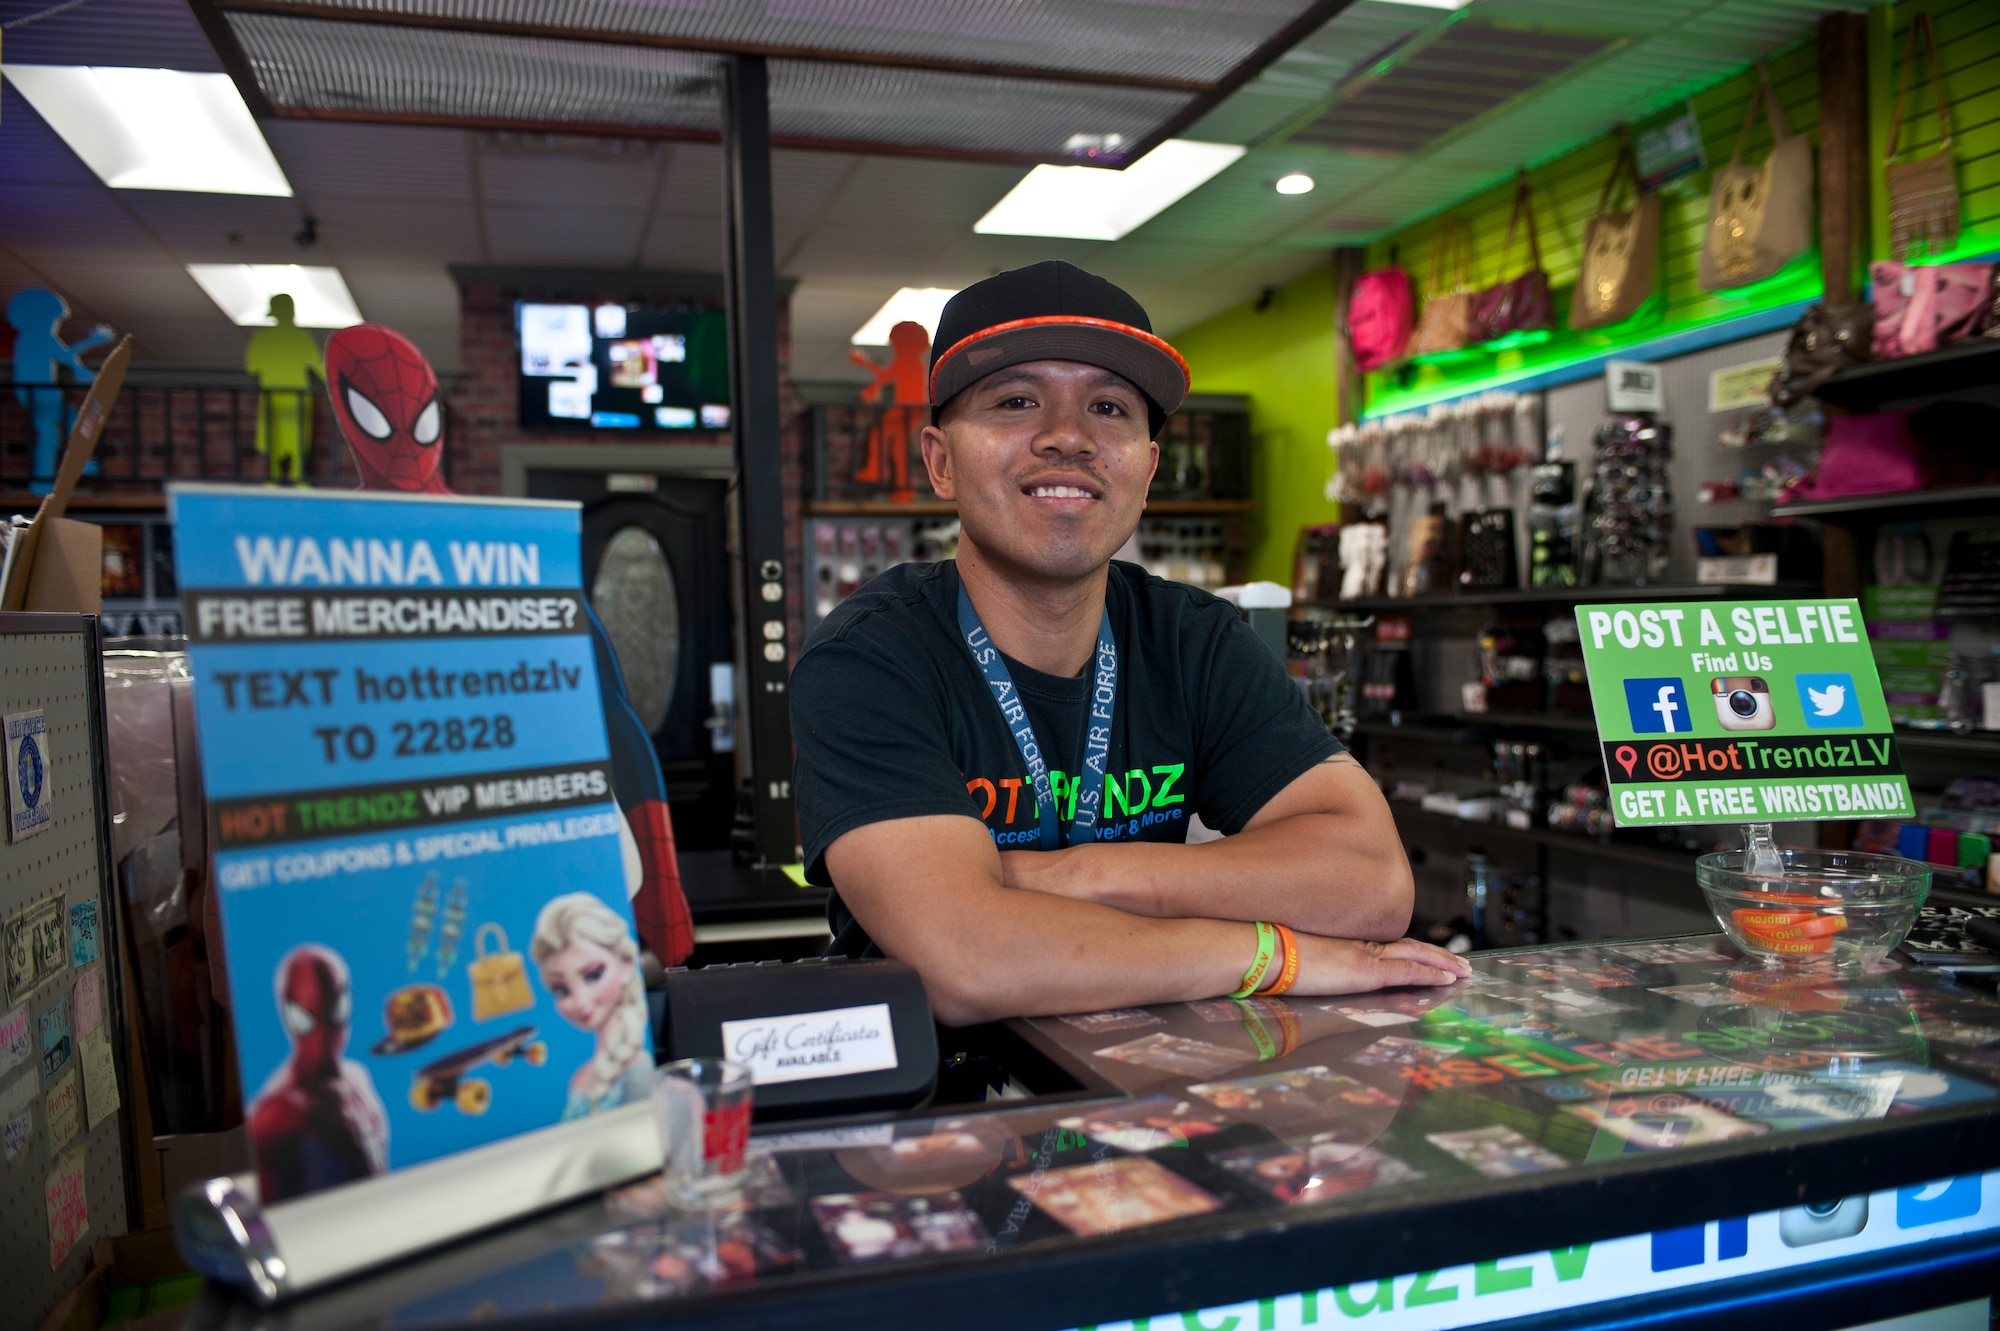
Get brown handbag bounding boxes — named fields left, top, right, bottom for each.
left=1571, top=135, right=1660, bottom=330
left=1884, top=11, right=1960, bottom=260
left=1411, top=219, right=1475, bottom=357
left=1471, top=172, right=1555, bottom=344
left=1771, top=302, right=1873, bottom=408
left=1699, top=64, right=1815, bottom=291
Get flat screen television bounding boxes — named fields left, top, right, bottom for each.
left=517, top=302, right=731, bottom=431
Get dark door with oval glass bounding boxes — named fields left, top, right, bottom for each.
left=525, top=470, right=736, bottom=850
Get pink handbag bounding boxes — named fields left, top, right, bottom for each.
left=1348, top=268, right=1414, bottom=371
left=1870, top=259, right=1995, bottom=358
left=1796, top=411, right=1920, bottom=501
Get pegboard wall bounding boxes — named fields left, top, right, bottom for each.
left=2, top=619, right=131, bottom=1331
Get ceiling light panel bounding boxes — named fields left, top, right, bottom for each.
left=3, top=64, right=292, bottom=195
left=211, top=0, right=1326, bottom=85
left=187, top=264, right=364, bottom=327
left=851, top=287, right=959, bottom=346
left=975, top=140, right=1246, bottom=241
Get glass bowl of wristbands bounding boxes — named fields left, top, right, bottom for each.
left=1695, top=848, right=1930, bottom=966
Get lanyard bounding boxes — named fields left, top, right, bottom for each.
left=956, top=580, right=1117, bottom=850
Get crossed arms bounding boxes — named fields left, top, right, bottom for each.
left=823, top=753, right=1466, bottom=1025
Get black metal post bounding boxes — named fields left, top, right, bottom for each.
left=720, top=55, right=798, bottom=866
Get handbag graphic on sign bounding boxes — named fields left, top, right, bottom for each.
left=1883, top=11, right=1960, bottom=261
left=1471, top=172, right=1555, bottom=344
left=1699, top=64, right=1814, bottom=290
left=1571, top=134, right=1660, bottom=330
left=468, top=923, right=534, bottom=1022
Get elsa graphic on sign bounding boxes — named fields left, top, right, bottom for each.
left=532, top=894, right=653, bottom=1119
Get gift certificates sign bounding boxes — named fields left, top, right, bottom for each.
left=172, top=486, right=649, bottom=1204
left=1575, top=600, right=1912, bottom=828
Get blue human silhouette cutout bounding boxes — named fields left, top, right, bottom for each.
left=8, top=288, right=112, bottom=492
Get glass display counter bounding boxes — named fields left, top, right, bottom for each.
left=183, top=936, right=2000, bottom=1331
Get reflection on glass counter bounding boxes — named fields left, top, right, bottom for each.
left=210, top=936, right=2000, bottom=1330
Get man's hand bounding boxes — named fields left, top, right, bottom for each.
left=1290, top=935, right=1467, bottom=995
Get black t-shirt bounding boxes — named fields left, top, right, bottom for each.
left=790, top=560, right=1344, bottom=954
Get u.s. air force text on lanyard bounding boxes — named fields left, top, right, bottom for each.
left=957, top=583, right=1117, bottom=850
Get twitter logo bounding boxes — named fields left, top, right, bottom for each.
left=1795, top=672, right=1863, bottom=729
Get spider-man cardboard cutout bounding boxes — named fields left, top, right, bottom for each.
left=325, top=325, right=694, bottom=966
left=326, top=325, right=449, bottom=494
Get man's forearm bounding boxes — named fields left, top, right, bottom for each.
left=1007, top=811, right=1412, bottom=940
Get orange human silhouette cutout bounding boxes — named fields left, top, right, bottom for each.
left=847, top=320, right=930, bottom=500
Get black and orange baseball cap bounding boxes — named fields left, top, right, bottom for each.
left=928, top=261, right=1190, bottom=437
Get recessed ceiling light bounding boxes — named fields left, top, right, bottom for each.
left=852, top=287, right=959, bottom=346
left=1276, top=173, right=1315, bottom=195
left=186, top=265, right=363, bottom=328
left=974, top=139, right=1247, bottom=242
left=3, top=65, right=292, bottom=196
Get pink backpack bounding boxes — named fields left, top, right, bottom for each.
left=1348, top=269, right=1414, bottom=372
left=1870, top=259, right=1994, bottom=358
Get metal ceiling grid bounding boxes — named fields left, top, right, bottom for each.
left=229, top=13, right=728, bottom=132
left=207, top=0, right=1312, bottom=85
left=1287, top=24, right=1616, bottom=156
left=1184, top=1, right=1436, bottom=145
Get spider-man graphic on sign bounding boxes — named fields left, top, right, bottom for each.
left=325, top=325, right=449, bottom=494
left=321, top=325, right=694, bottom=967
left=247, top=944, right=390, bottom=1204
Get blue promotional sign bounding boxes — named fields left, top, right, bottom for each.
left=171, top=485, right=651, bottom=1205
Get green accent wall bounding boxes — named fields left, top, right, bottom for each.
left=1171, top=263, right=1340, bottom=585
left=1362, top=38, right=1825, bottom=418
left=1870, top=0, right=2000, bottom=265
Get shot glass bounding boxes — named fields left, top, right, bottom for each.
left=651, top=1057, right=753, bottom=1207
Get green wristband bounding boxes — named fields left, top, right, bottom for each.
left=1230, top=921, right=1278, bottom=998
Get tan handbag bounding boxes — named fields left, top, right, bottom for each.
left=1699, top=64, right=1815, bottom=291
left=1411, top=219, right=1475, bottom=358
left=1884, top=11, right=1960, bottom=260
left=468, top=923, right=534, bottom=1022
left=1571, top=135, right=1660, bottom=329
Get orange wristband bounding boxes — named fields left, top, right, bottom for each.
left=1263, top=924, right=1301, bottom=996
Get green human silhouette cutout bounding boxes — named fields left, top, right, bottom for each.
left=244, top=294, right=326, bottom=485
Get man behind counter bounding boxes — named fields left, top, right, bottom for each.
left=791, top=262, right=1467, bottom=1024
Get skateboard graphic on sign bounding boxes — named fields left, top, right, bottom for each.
left=410, top=1026, right=546, bottom=1115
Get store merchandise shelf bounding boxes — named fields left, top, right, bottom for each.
left=804, top=498, right=1255, bottom=516
left=1, top=492, right=167, bottom=511
left=1808, top=337, right=2000, bottom=412
left=1356, top=711, right=1603, bottom=741
left=1774, top=482, right=2000, bottom=521
left=1388, top=803, right=1707, bottom=874
left=1893, top=728, right=2000, bottom=757
left=1305, top=582, right=1819, bottom=613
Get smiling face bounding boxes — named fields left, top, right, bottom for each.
left=921, top=359, right=1157, bottom=588
left=538, top=936, right=634, bottom=1034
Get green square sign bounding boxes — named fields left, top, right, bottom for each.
left=1574, top=599, right=1914, bottom=828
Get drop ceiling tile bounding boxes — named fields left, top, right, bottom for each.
left=476, top=147, right=664, bottom=209
left=263, top=121, right=475, bottom=202
left=304, top=200, right=485, bottom=261
left=484, top=204, right=647, bottom=263
left=0, top=0, right=224, bottom=71
left=114, top=193, right=311, bottom=256
left=0, top=184, right=164, bottom=258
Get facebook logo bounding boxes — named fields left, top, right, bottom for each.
left=1624, top=677, right=1692, bottom=734
left=1896, top=1176, right=1981, bottom=1228
left=1651, top=1217, right=1748, bottom=1272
